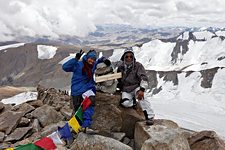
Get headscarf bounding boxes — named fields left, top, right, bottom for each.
left=82, top=50, right=97, bottom=80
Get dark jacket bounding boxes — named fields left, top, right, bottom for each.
left=117, top=61, right=148, bottom=93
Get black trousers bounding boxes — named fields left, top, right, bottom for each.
left=71, top=95, right=96, bottom=116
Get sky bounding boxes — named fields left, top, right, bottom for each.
left=0, top=0, right=225, bottom=41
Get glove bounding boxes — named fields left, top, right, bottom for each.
left=103, top=59, right=111, bottom=66
left=75, top=49, right=84, bottom=60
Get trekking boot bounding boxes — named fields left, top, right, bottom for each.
left=146, top=118, right=154, bottom=125
left=143, top=110, right=154, bottom=126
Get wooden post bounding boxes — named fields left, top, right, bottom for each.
left=95, top=72, right=122, bottom=83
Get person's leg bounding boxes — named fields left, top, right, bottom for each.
left=120, top=92, right=135, bottom=107
left=71, top=95, right=83, bottom=116
left=139, top=99, right=155, bottom=125
left=82, top=95, right=95, bottom=128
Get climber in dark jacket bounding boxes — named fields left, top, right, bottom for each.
left=117, top=47, right=155, bottom=125
left=62, top=49, right=111, bottom=128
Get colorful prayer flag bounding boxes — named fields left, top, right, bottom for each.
left=15, top=143, right=43, bottom=150
left=75, top=106, right=83, bottom=122
left=82, top=90, right=95, bottom=99
left=82, top=97, right=92, bottom=111
left=47, top=131, right=64, bottom=145
left=58, top=123, right=72, bottom=140
left=82, top=106, right=94, bottom=128
left=34, top=137, right=56, bottom=150
left=68, top=116, right=81, bottom=133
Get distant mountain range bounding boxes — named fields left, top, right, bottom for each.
left=0, top=25, right=224, bottom=89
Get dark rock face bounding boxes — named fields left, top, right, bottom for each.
left=171, top=40, right=189, bottom=64
left=200, top=67, right=219, bottom=88
left=159, top=71, right=179, bottom=85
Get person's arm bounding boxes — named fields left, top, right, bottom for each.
left=136, top=63, right=148, bottom=100
left=62, top=58, right=78, bottom=72
left=116, top=65, right=124, bottom=91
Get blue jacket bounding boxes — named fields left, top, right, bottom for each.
left=62, top=56, right=104, bottom=96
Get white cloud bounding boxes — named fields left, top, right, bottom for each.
left=0, top=0, right=224, bottom=41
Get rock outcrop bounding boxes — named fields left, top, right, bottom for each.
left=0, top=85, right=224, bottom=150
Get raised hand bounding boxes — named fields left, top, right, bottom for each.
left=75, top=49, right=84, bottom=60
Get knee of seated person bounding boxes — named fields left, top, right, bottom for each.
left=121, top=99, right=133, bottom=107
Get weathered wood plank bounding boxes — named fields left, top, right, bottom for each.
left=95, top=72, right=122, bottom=83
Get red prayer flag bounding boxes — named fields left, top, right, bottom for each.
left=34, top=137, right=56, bottom=150
left=82, top=97, right=92, bottom=111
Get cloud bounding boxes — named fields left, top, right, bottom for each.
left=0, top=0, right=224, bottom=42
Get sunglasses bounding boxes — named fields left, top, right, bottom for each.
left=125, top=55, right=133, bottom=59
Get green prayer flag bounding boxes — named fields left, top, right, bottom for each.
left=75, top=106, right=83, bottom=121
left=15, top=143, right=43, bottom=150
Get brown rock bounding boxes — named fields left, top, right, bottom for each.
left=70, top=132, right=132, bottom=150
left=0, top=102, right=4, bottom=112
left=12, top=103, right=35, bottom=116
left=121, top=108, right=144, bottom=138
left=18, top=117, right=30, bottom=127
left=188, top=130, right=225, bottom=150
left=27, top=100, right=43, bottom=108
left=92, top=92, right=123, bottom=134
left=0, top=111, right=23, bottom=134
left=41, top=121, right=66, bottom=137
left=32, top=119, right=41, bottom=133
left=60, top=104, right=73, bottom=120
left=0, top=132, right=4, bottom=142
left=135, top=120, right=189, bottom=150
left=5, top=127, right=32, bottom=142
left=31, top=104, right=64, bottom=127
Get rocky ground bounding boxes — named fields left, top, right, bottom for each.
left=0, top=85, right=225, bottom=150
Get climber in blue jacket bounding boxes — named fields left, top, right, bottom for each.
left=62, top=49, right=111, bottom=128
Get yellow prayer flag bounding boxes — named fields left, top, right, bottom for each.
left=68, top=116, right=80, bottom=133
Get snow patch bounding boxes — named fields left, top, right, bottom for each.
left=37, top=45, right=57, bottom=59
left=1, top=92, right=38, bottom=105
left=0, top=43, right=25, bottom=51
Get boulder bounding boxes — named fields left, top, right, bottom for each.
left=121, top=107, right=145, bottom=138
left=18, top=117, right=30, bottom=127
left=60, top=104, right=73, bottom=120
left=41, top=121, right=66, bottom=137
left=32, top=119, right=41, bottom=133
left=92, top=92, right=122, bottom=133
left=0, top=102, right=4, bottom=112
left=27, top=100, right=43, bottom=108
left=0, top=132, right=4, bottom=142
left=188, top=130, right=225, bottom=150
left=70, top=132, right=132, bottom=150
left=5, top=127, right=32, bottom=142
left=12, top=103, right=35, bottom=116
left=0, top=111, right=23, bottom=134
left=31, top=104, right=64, bottom=127
left=135, top=120, right=190, bottom=150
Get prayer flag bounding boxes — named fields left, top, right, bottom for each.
left=58, top=123, right=72, bottom=140
left=68, top=116, right=81, bottom=133
left=34, top=137, right=56, bottom=150
left=47, top=131, right=64, bottom=145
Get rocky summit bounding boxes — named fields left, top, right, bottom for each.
left=0, top=85, right=224, bottom=150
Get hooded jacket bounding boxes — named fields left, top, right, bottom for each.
left=62, top=52, right=104, bottom=96
left=117, top=48, right=148, bottom=92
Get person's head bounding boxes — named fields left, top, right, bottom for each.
left=121, top=47, right=135, bottom=64
left=84, top=50, right=97, bottom=65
